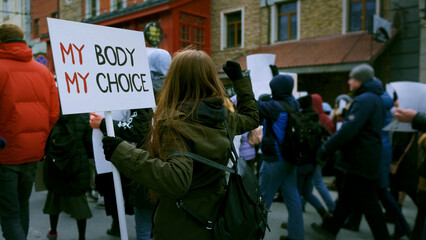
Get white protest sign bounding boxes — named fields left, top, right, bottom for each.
left=246, top=54, right=299, bottom=100
left=247, top=54, right=275, bottom=100
left=47, top=18, right=155, bottom=240
left=384, top=81, right=426, bottom=132
left=47, top=18, right=156, bottom=114
left=92, top=110, right=131, bottom=174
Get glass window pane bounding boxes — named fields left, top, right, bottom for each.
left=366, top=1, right=376, bottom=17
left=291, top=14, right=297, bottom=39
left=227, top=24, right=235, bottom=47
left=350, top=2, right=362, bottom=31
left=279, top=16, right=288, bottom=41
left=280, top=2, right=297, bottom=13
left=226, top=12, right=241, bottom=23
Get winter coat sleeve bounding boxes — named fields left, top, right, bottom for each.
left=49, top=74, right=60, bottom=130
left=412, top=112, right=426, bottom=132
left=110, top=138, right=192, bottom=199
left=226, top=76, right=259, bottom=136
left=323, top=97, right=373, bottom=153
left=100, top=108, right=153, bottom=145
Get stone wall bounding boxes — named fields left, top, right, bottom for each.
left=60, top=0, right=83, bottom=21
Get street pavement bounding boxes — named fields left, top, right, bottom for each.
left=17, top=176, right=417, bottom=240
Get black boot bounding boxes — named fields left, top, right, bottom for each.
left=318, top=207, right=332, bottom=221
left=106, top=218, right=120, bottom=237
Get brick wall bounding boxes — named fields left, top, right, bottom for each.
left=210, top=0, right=263, bottom=67
left=300, top=0, right=342, bottom=39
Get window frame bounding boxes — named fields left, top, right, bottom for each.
left=85, top=0, right=99, bottom=18
left=178, top=12, right=207, bottom=51
left=271, top=0, right=300, bottom=43
left=3, top=0, right=9, bottom=19
left=220, top=7, right=244, bottom=50
left=110, top=0, right=126, bottom=11
left=342, top=0, right=380, bottom=33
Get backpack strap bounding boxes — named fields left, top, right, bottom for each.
left=276, top=100, right=296, bottom=114
left=176, top=199, right=214, bottom=230
left=168, top=151, right=235, bottom=174
left=169, top=113, right=239, bottom=230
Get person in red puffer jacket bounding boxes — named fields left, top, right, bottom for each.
left=0, top=23, right=60, bottom=239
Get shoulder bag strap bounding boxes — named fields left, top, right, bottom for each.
left=168, top=151, right=235, bottom=174
left=394, top=134, right=416, bottom=166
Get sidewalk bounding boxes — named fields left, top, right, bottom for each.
left=17, top=177, right=418, bottom=239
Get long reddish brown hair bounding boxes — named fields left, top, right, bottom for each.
left=148, top=48, right=227, bottom=160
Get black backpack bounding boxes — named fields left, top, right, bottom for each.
left=44, top=118, right=80, bottom=179
left=169, top=119, right=269, bottom=240
left=270, top=101, right=325, bottom=165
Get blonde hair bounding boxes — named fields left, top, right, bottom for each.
left=0, top=24, right=24, bottom=42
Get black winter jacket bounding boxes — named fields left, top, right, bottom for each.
left=44, top=114, right=92, bottom=196
left=323, top=80, right=386, bottom=179
left=413, top=112, right=426, bottom=132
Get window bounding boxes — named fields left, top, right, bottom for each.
left=226, top=11, right=242, bottom=48
left=3, top=0, right=9, bottom=19
left=116, top=0, right=124, bottom=10
left=111, top=0, right=126, bottom=11
left=349, top=0, right=376, bottom=31
left=220, top=8, right=244, bottom=50
left=33, top=19, right=39, bottom=38
left=86, top=0, right=99, bottom=18
left=179, top=13, right=206, bottom=51
left=277, top=2, right=297, bottom=41
left=91, top=0, right=97, bottom=16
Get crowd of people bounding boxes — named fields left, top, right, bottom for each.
left=1, top=22, right=425, bottom=240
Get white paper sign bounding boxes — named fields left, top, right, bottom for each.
left=47, top=18, right=156, bottom=114
left=384, top=81, right=426, bottom=132
left=92, top=110, right=130, bottom=174
left=247, top=54, right=275, bottom=100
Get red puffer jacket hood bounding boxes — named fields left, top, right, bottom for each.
left=0, top=42, right=33, bottom=62
left=311, top=94, right=334, bottom=134
left=0, top=42, right=60, bottom=164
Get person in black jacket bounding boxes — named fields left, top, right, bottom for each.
left=43, top=113, right=93, bottom=240
left=311, top=64, right=389, bottom=239
left=395, top=108, right=426, bottom=240
left=296, top=95, right=331, bottom=221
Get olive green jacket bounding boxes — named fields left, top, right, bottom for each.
left=110, top=77, right=258, bottom=239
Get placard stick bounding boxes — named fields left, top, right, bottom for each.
left=105, top=111, right=128, bottom=240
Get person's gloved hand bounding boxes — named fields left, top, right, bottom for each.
left=316, top=145, right=329, bottom=166
left=102, top=136, right=124, bottom=161
left=223, top=61, right=243, bottom=81
left=269, top=64, right=279, bottom=77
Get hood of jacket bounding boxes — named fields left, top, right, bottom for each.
left=147, top=48, right=171, bottom=95
left=270, top=74, right=293, bottom=100
left=0, top=42, right=33, bottom=62
left=355, top=79, right=383, bottom=96
left=181, top=97, right=225, bottom=127
left=311, top=94, right=325, bottom=115
left=269, top=74, right=299, bottom=109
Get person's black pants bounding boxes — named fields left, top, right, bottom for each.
left=322, top=173, right=389, bottom=239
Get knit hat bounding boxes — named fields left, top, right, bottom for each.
left=349, top=64, right=374, bottom=83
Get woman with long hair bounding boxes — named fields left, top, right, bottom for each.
left=102, top=49, right=259, bottom=239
